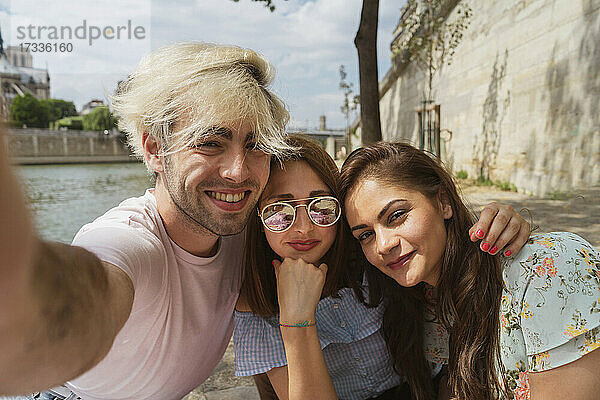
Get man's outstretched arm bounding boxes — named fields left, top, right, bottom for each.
left=0, top=130, right=134, bottom=395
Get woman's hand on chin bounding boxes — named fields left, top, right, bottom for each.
left=273, top=258, right=327, bottom=323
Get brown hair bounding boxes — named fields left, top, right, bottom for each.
left=240, top=134, right=357, bottom=317
left=339, top=142, right=505, bottom=400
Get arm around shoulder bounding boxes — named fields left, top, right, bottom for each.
left=517, top=232, right=600, bottom=399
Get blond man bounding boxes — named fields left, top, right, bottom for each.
left=1, top=42, right=292, bottom=400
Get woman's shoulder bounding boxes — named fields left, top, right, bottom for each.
left=232, top=310, right=286, bottom=376
left=233, top=294, right=280, bottom=332
left=527, top=232, right=596, bottom=252
left=502, top=232, right=598, bottom=299
left=499, top=232, right=600, bottom=367
left=504, top=232, right=598, bottom=274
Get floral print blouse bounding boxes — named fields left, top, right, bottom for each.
left=423, top=232, right=600, bottom=399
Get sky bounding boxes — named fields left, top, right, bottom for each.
left=0, top=0, right=401, bottom=130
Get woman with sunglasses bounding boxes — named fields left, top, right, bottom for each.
left=340, top=142, right=600, bottom=400
left=233, top=135, right=531, bottom=400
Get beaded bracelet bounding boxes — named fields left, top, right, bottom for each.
left=279, top=320, right=316, bottom=328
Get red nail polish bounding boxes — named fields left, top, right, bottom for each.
left=476, top=229, right=484, bottom=238
left=490, top=246, right=498, bottom=255
left=504, top=250, right=512, bottom=257
left=481, top=242, right=490, bottom=251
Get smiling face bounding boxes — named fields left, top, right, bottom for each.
left=345, top=178, right=452, bottom=287
left=260, top=160, right=337, bottom=264
left=159, top=120, right=270, bottom=236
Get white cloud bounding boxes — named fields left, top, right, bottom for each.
left=310, top=91, right=344, bottom=104
left=50, top=72, right=124, bottom=107
left=3, top=0, right=402, bottom=126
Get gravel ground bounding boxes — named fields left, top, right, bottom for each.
left=459, top=183, right=599, bottom=249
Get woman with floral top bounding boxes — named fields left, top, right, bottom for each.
left=234, top=135, right=531, bottom=400
left=340, top=141, right=600, bottom=400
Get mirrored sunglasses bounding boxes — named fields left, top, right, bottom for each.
left=259, top=196, right=341, bottom=233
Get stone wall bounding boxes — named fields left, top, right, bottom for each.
left=4, top=128, right=136, bottom=164
left=380, top=0, right=600, bottom=195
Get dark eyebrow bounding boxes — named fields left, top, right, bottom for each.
left=377, top=199, right=407, bottom=220
left=244, top=132, right=258, bottom=145
left=350, top=224, right=367, bottom=232
left=309, top=190, right=331, bottom=197
left=262, top=190, right=332, bottom=204
left=350, top=199, right=408, bottom=232
left=262, top=193, right=294, bottom=203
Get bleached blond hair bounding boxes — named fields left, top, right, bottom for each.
left=111, top=42, right=294, bottom=167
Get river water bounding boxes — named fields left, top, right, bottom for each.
left=17, top=162, right=154, bottom=243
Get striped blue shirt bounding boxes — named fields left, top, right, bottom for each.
left=233, top=288, right=403, bottom=400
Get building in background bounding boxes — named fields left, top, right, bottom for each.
left=291, top=115, right=346, bottom=160
left=81, top=99, right=106, bottom=115
left=379, top=0, right=599, bottom=196
left=0, top=45, right=50, bottom=120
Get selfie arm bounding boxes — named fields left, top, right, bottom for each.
left=0, top=132, right=133, bottom=395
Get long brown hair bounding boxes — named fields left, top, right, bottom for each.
left=339, top=142, right=505, bottom=400
left=240, top=134, right=356, bottom=317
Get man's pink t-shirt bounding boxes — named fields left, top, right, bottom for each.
left=66, top=189, right=244, bottom=400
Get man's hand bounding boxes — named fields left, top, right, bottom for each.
left=469, top=202, right=531, bottom=257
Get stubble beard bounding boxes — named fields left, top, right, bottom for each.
left=163, top=167, right=259, bottom=237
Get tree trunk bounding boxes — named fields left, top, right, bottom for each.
left=354, top=0, right=382, bottom=145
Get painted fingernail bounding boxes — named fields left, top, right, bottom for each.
left=481, top=242, right=490, bottom=251
left=490, top=246, right=498, bottom=255
left=476, top=229, right=484, bottom=238
left=504, top=250, right=512, bottom=257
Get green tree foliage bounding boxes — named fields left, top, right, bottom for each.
left=9, top=93, right=49, bottom=128
left=42, top=99, right=77, bottom=123
left=394, top=0, right=472, bottom=100
left=82, top=106, right=115, bottom=131
left=55, top=116, right=83, bottom=130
